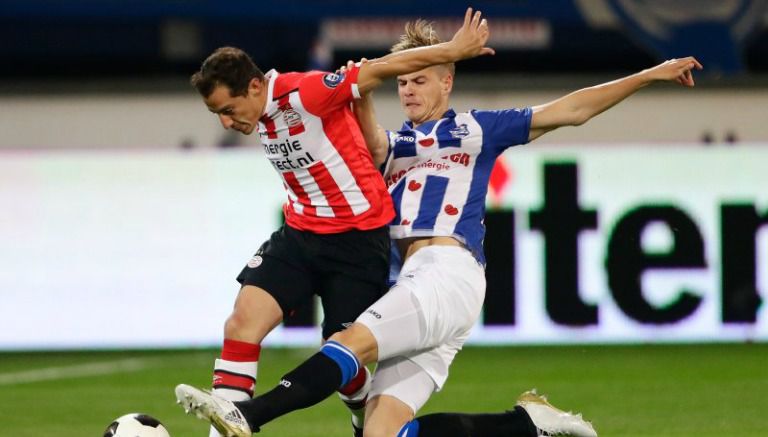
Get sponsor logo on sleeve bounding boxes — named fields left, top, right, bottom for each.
left=322, top=72, right=345, bottom=88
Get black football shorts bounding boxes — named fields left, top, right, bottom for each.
left=237, top=224, right=390, bottom=338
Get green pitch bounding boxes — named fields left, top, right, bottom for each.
left=0, top=344, right=765, bottom=436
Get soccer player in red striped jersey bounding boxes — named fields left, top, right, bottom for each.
left=186, top=8, right=494, bottom=437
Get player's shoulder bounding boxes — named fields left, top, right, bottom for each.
left=272, top=71, right=309, bottom=99
left=468, top=107, right=532, bottom=124
left=280, top=70, right=350, bottom=95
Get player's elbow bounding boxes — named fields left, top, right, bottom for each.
left=534, top=104, right=589, bottom=129
left=372, top=150, right=387, bottom=169
left=569, top=108, right=591, bottom=126
left=571, top=118, right=588, bottom=127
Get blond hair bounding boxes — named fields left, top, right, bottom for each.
left=391, top=20, right=456, bottom=75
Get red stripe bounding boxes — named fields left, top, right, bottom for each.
left=338, top=367, right=367, bottom=396
left=319, top=112, right=378, bottom=211
left=288, top=119, right=305, bottom=136
left=221, top=339, right=261, bottom=361
left=283, top=171, right=317, bottom=217
left=260, top=114, right=278, bottom=139
left=278, top=94, right=306, bottom=136
left=309, top=161, right=354, bottom=218
left=213, top=371, right=255, bottom=395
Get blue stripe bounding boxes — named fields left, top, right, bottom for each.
left=397, top=420, right=420, bottom=437
left=453, top=114, right=508, bottom=265
left=320, top=341, right=359, bottom=387
left=390, top=179, right=405, bottom=225
left=412, top=175, right=449, bottom=230
left=393, top=130, right=417, bottom=158
left=469, top=108, right=532, bottom=152
left=435, top=118, right=461, bottom=149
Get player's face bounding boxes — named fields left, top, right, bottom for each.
left=204, top=79, right=266, bottom=135
left=397, top=66, right=452, bottom=126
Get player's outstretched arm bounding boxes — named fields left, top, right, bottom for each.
left=353, top=90, right=389, bottom=168
left=528, top=57, right=703, bottom=141
left=356, top=7, right=495, bottom=94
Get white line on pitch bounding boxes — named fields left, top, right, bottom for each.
left=0, top=358, right=150, bottom=386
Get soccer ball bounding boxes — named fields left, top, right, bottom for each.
left=103, top=413, right=171, bottom=437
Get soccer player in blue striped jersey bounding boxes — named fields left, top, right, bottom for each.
left=342, top=21, right=697, bottom=437
left=175, top=18, right=702, bottom=437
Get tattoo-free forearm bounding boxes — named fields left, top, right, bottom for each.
left=352, top=94, right=388, bottom=167
left=357, top=44, right=458, bottom=94
left=561, top=72, right=653, bottom=125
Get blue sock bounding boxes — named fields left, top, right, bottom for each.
left=397, top=419, right=420, bottom=436
left=320, top=341, right=360, bottom=387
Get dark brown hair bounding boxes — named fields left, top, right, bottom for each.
left=390, top=20, right=455, bottom=76
left=190, top=47, right=265, bottom=98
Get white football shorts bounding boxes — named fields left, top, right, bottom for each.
left=356, top=244, right=486, bottom=413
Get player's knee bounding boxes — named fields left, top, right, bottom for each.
left=224, top=285, right=283, bottom=338
left=223, top=304, right=280, bottom=342
left=223, top=310, right=249, bottom=338
left=328, top=323, right=378, bottom=365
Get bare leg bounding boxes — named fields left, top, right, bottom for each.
left=363, top=395, right=415, bottom=437
left=209, top=285, right=283, bottom=437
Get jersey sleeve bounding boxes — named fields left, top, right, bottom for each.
left=298, top=65, right=361, bottom=116
left=470, top=107, right=533, bottom=152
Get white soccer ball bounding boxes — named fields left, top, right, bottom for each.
left=103, top=413, right=171, bottom=437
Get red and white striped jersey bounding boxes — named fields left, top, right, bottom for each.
left=258, top=67, right=394, bottom=233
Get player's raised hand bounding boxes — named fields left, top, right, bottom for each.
left=644, top=57, right=703, bottom=87
left=449, top=7, right=495, bottom=60
left=336, top=58, right=367, bottom=75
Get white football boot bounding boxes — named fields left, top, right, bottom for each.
left=516, top=390, right=597, bottom=437
left=175, top=384, right=252, bottom=437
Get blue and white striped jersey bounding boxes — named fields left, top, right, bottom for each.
left=382, top=107, right=532, bottom=264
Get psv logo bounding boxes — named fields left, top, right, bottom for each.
left=282, top=109, right=302, bottom=128
left=247, top=255, right=263, bottom=268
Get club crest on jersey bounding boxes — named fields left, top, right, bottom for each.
left=449, top=123, right=470, bottom=139
left=322, top=72, right=345, bottom=88
left=282, top=108, right=302, bottom=128
left=247, top=255, right=263, bottom=268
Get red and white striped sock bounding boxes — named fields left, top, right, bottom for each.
left=338, top=366, right=371, bottom=432
left=209, top=339, right=261, bottom=437
left=212, top=339, right=261, bottom=399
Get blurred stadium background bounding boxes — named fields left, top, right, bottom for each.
left=1, top=1, right=766, bottom=436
